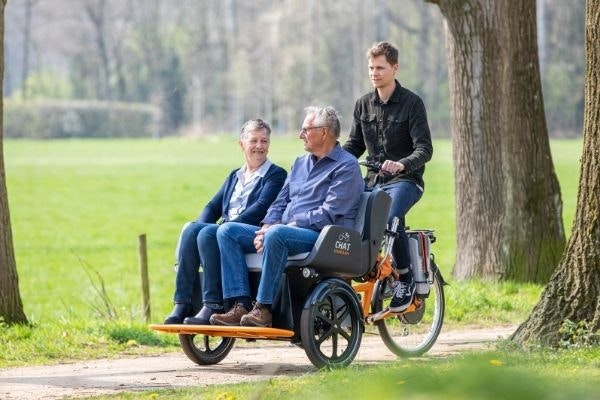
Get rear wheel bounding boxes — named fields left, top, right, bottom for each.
left=179, top=334, right=235, bottom=365
left=300, top=279, right=363, bottom=369
left=373, top=264, right=445, bottom=357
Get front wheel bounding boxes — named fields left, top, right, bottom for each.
left=373, top=264, right=445, bottom=357
left=300, top=279, right=363, bottom=369
left=179, top=334, right=235, bottom=365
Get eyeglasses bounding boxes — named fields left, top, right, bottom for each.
left=300, top=125, right=326, bottom=135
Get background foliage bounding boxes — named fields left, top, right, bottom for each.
left=3, top=100, right=159, bottom=138
left=3, top=0, right=585, bottom=137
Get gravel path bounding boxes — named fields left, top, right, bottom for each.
left=0, top=326, right=515, bottom=399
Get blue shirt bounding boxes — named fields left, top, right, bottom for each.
left=263, top=143, right=365, bottom=230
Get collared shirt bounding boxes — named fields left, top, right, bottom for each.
left=263, top=143, right=365, bottom=231
left=343, top=80, right=433, bottom=189
left=228, top=160, right=272, bottom=221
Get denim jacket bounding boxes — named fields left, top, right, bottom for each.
left=343, top=80, right=433, bottom=189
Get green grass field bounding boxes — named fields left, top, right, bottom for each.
left=0, top=137, right=583, bottom=368
left=91, top=347, right=600, bottom=400
left=4, top=137, right=581, bottom=323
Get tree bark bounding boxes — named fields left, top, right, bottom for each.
left=512, top=0, right=600, bottom=345
left=0, top=0, right=28, bottom=325
left=427, top=0, right=565, bottom=283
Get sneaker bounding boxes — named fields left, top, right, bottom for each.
left=389, top=276, right=416, bottom=312
left=240, top=302, right=272, bottom=327
left=383, top=276, right=400, bottom=299
left=209, top=303, right=248, bottom=326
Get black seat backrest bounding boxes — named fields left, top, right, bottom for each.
left=286, top=188, right=391, bottom=278
left=358, top=189, right=392, bottom=269
left=353, top=191, right=370, bottom=237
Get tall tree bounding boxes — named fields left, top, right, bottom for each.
left=512, top=0, right=600, bottom=345
left=0, top=0, right=28, bottom=325
left=82, top=0, right=112, bottom=100
left=425, top=0, right=565, bottom=283
left=20, top=0, right=40, bottom=100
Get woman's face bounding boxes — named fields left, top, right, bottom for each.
left=240, top=128, right=270, bottom=168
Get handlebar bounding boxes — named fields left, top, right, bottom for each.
left=358, top=159, right=383, bottom=170
left=358, top=159, right=401, bottom=176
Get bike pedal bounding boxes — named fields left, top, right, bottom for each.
left=366, top=308, right=392, bottom=323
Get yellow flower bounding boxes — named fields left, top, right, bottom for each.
left=489, top=359, right=504, bottom=366
left=216, top=392, right=236, bottom=400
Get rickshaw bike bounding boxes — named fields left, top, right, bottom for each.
left=150, top=160, right=446, bottom=369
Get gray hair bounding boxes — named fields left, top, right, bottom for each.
left=303, top=105, right=341, bottom=138
left=240, top=118, right=272, bottom=140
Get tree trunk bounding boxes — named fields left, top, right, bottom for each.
left=427, top=0, right=565, bottom=283
left=0, top=0, right=28, bottom=325
left=224, top=0, right=241, bottom=132
left=512, top=0, right=600, bottom=345
left=83, top=0, right=112, bottom=100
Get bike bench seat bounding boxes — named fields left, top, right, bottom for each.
left=244, top=189, right=391, bottom=278
left=245, top=252, right=308, bottom=272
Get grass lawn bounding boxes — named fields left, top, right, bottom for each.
left=86, top=347, right=600, bottom=400
left=0, top=137, right=583, bottom=367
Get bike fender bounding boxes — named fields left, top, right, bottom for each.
left=303, top=278, right=363, bottom=316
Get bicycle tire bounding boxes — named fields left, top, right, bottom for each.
left=179, top=334, right=235, bottom=365
left=373, top=263, right=445, bottom=357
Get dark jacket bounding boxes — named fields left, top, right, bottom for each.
left=198, top=163, right=287, bottom=225
left=343, top=80, right=433, bottom=188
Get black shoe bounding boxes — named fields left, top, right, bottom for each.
left=389, top=277, right=416, bottom=313
left=184, top=306, right=220, bottom=325
left=163, top=303, right=193, bottom=324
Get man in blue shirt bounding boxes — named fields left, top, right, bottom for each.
left=210, top=106, right=365, bottom=327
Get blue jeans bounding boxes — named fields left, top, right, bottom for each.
left=217, top=223, right=320, bottom=305
left=382, top=181, right=423, bottom=271
left=173, top=221, right=223, bottom=307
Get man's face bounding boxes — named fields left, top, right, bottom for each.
left=368, top=55, right=398, bottom=89
left=299, top=114, right=325, bottom=153
left=240, top=129, right=270, bottom=166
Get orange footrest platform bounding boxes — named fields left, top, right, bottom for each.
left=149, top=324, right=295, bottom=340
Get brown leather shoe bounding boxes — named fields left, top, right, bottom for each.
left=209, top=303, right=248, bottom=326
left=240, top=303, right=272, bottom=327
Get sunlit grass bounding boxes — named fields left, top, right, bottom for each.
left=1, top=137, right=582, bottom=366
left=88, top=347, right=600, bottom=400
left=0, top=319, right=178, bottom=367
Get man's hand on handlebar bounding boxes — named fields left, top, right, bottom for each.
left=358, top=159, right=405, bottom=175
left=381, top=160, right=405, bottom=175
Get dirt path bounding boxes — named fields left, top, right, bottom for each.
left=0, top=326, right=515, bottom=399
